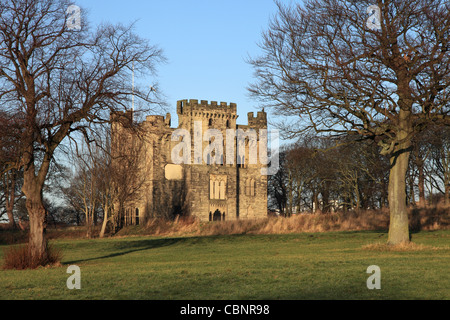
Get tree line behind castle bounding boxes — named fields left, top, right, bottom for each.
left=269, top=128, right=449, bottom=216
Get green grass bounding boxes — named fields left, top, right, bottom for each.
left=0, top=230, right=449, bottom=300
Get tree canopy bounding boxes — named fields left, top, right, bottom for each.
left=249, top=0, right=450, bottom=244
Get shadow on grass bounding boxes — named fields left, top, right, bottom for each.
left=61, top=233, right=283, bottom=266
left=62, top=230, right=395, bottom=266
left=62, top=233, right=254, bottom=265
left=63, top=237, right=187, bottom=265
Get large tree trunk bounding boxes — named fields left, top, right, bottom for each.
left=26, top=191, right=48, bottom=264
left=388, top=147, right=411, bottom=244
left=384, top=75, right=415, bottom=244
left=22, top=153, right=51, bottom=265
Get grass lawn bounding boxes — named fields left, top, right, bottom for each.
left=0, top=230, right=449, bottom=300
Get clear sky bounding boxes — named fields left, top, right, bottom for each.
left=74, top=0, right=296, bottom=128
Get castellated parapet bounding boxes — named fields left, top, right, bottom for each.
left=110, top=110, right=134, bottom=127
left=111, top=99, right=268, bottom=227
left=144, top=113, right=171, bottom=128
left=248, top=111, right=267, bottom=128
left=177, top=99, right=237, bottom=115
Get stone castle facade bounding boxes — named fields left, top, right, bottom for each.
left=111, top=99, right=268, bottom=226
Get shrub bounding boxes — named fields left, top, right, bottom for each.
left=2, top=241, right=62, bottom=270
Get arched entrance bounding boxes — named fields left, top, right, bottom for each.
left=209, top=201, right=227, bottom=222
left=213, top=209, right=222, bottom=221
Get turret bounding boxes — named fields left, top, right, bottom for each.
left=247, top=110, right=267, bottom=129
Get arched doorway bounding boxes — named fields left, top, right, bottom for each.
left=213, top=209, right=222, bottom=221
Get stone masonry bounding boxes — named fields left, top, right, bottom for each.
left=111, top=99, right=268, bottom=225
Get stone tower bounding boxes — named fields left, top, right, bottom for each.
left=111, top=99, right=268, bottom=225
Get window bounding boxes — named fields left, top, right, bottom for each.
left=214, top=181, right=220, bottom=199
left=238, top=155, right=245, bottom=168
left=219, top=181, right=226, bottom=200
left=210, top=175, right=227, bottom=200
left=245, top=179, right=256, bottom=196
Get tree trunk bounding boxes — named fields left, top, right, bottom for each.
left=381, top=178, right=388, bottom=208
left=6, top=179, right=16, bottom=229
left=445, top=184, right=450, bottom=206
left=4, top=171, right=17, bottom=229
left=99, top=204, right=109, bottom=238
left=354, top=173, right=361, bottom=211
left=444, top=151, right=450, bottom=206
left=312, top=190, right=319, bottom=213
left=22, top=154, right=51, bottom=265
left=86, top=210, right=92, bottom=239
left=408, top=173, right=416, bottom=206
left=387, top=145, right=411, bottom=245
left=321, top=181, right=331, bottom=213
left=26, top=193, right=48, bottom=264
left=417, top=159, right=426, bottom=206
left=6, top=205, right=16, bottom=229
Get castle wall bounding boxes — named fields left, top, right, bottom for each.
left=112, top=99, right=269, bottom=224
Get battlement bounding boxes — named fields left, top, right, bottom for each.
left=177, top=99, right=237, bottom=115
left=247, top=110, right=267, bottom=127
left=144, top=113, right=171, bottom=127
left=110, top=110, right=134, bottom=127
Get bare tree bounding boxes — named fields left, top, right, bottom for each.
left=427, top=126, right=450, bottom=204
left=0, top=168, right=23, bottom=228
left=63, top=147, right=101, bottom=238
left=59, top=122, right=149, bottom=238
left=269, top=135, right=389, bottom=215
left=334, top=137, right=390, bottom=210
left=0, top=111, right=24, bottom=228
left=109, top=115, right=150, bottom=231
left=0, top=0, right=165, bottom=264
left=249, top=0, right=450, bottom=244
left=267, top=155, right=288, bottom=215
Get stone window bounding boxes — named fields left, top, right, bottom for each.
left=238, top=155, right=246, bottom=168
left=210, top=175, right=227, bottom=200
left=245, top=178, right=256, bottom=196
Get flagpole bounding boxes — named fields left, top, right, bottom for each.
left=132, top=61, right=135, bottom=112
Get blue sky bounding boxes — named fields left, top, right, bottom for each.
left=74, top=0, right=296, bottom=127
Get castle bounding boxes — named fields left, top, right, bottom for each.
left=111, top=99, right=268, bottom=226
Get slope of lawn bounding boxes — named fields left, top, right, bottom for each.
left=0, top=230, right=449, bottom=300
